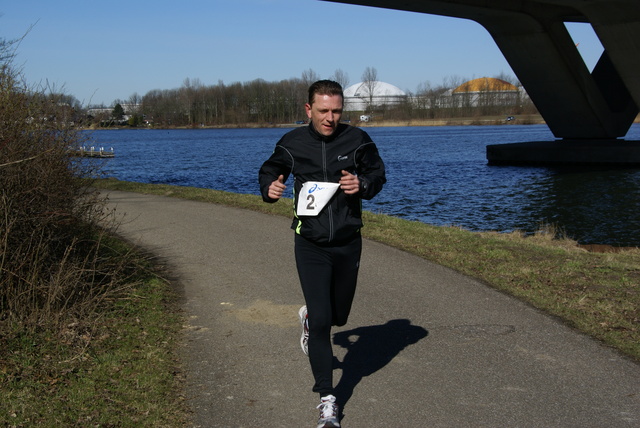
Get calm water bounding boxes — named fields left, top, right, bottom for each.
left=85, top=124, right=640, bottom=246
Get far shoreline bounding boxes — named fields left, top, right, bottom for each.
left=82, top=113, right=640, bottom=131
left=82, top=114, right=548, bottom=131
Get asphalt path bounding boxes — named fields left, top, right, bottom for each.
left=105, top=190, right=639, bottom=427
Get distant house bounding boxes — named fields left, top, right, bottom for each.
left=87, top=104, right=141, bottom=117
left=86, top=107, right=112, bottom=117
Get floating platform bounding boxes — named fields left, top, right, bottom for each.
left=487, top=140, right=640, bottom=166
left=74, top=147, right=115, bottom=158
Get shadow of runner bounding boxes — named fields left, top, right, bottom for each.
left=332, top=319, right=429, bottom=411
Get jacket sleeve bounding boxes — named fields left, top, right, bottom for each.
left=355, top=141, right=386, bottom=201
left=258, top=144, right=293, bottom=203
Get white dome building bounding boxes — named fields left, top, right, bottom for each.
left=343, top=81, right=407, bottom=111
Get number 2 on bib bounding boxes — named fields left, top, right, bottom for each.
left=306, top=194, right=316, bottom=210
left=296, top=182, right=339, bottom=216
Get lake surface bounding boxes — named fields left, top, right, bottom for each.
left=85, top=124, right=640, bottom=246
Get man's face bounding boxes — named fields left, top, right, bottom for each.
left=305, top=94, right=343, bottom=137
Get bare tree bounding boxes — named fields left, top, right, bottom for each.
left=330, top=69, right=350, bottom=89
left=126, top=92, right=142, bottom=116
left=494, top=71, right=520, bottom=86
left=127, top=92, right=142, bottom=105
left=0, top=36, right=18, bottom=71
left=439, top=75, right=467, bottom=117
left=361, top=66, right=379, bottom=113
left=1, top=21, right=35, bottom=72
left=415, top=81, right=449, bottom=119
left=301, top=68, right=320, bottom=87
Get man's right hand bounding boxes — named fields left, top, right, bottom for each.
left=268, top=175, right=286, bottom=200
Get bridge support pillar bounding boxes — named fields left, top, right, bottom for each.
left=323, top=0, right=640, bottom=165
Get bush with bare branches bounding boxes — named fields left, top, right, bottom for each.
left=0, top=36, right=134, bottom=332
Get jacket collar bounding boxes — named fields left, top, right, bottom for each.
left=307, top=123, right=347, bottom=142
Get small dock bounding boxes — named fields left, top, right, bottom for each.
left=74, top=146, right=115, bottom=158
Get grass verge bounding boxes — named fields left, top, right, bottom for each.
left=95, top=178, right=640, bottom=363
left=0, top=236, right=189, bottom=427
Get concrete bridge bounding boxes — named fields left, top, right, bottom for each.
left=323, top=0, right=640, bottom=165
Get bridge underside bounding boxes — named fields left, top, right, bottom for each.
left=323, top=0, right=640, bottom=165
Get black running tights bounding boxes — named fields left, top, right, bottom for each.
left=294, top=233, right=362, bottom=397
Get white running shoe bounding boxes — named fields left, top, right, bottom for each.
left=316, top=394, right=340, bottom=428
left=298, top=305, right=309, bottom=355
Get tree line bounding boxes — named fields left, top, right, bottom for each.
left=83, top=67, right=538, bottom=128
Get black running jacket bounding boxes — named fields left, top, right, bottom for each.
left=259, top=124, right=386, bottom=244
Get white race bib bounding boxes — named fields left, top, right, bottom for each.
left=296, top=181, right=340, bottom=216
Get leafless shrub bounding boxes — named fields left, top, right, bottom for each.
left=0, top=36, right=136, bottom=333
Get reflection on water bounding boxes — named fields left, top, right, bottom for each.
left=537, top=167, right=640, bottom=245
left=86, top=124, right=640, bottom=246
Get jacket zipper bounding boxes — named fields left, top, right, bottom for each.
left=321, top=140, right=334, bottom=242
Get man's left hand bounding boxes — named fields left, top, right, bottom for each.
left=340, top=170, right=360, bottom=195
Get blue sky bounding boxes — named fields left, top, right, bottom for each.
left=2, top=0, right=603, bottom=106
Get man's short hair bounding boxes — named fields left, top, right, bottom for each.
left=308, top=80, right=343, bottom=105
